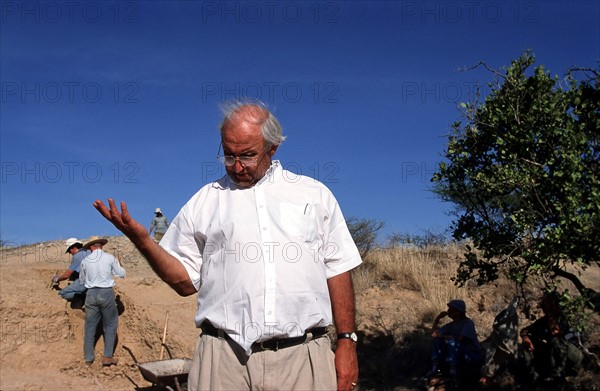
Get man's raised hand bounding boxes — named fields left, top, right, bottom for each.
left=93, top=199, right=149, bottom=242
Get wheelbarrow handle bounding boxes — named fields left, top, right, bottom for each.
left=161, top=343, right=174, bottom=359
left=122, top=345, right=139, bottom=364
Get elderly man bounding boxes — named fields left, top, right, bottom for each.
left=93, top=100, right=362, bottom=390
left=79, top=237, right=125, bottom=366
left=53, top=238, right=91, bottom=302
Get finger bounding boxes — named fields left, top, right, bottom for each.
left=120, top=201, right=131, bottom=221
left=93, top=199, right=111, bottom=219
left=107, top=198, right=118, bottom=213
left=107, top=198, right=123, bottom=221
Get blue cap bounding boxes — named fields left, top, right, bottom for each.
left=447, top=299, right=466, bottom=313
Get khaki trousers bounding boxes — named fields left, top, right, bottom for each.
left=188, top=333, right=337, bottom=391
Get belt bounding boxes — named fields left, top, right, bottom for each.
left=200, top=321, right=328, bottom=352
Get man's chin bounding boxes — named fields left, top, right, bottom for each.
left=230, top=176, right=254, bottom=188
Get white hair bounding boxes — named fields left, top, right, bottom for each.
left=219, top=99, right=286, bottom=147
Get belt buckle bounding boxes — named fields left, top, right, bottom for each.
left=260, top=340, right=278, bottom=351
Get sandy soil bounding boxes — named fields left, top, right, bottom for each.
left=1, top=237, right=198, bottom=391
left=1, top=236, right=599, bottom=391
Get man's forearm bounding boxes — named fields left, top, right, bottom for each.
left=328, top=271, right=359, bottom=391
left=327, top=271, right=356, bottom=332
left=57, top=269, right=74, bottom=282
left=134, top=235, right=196, bottom=296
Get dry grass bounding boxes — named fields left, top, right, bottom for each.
left=352, top=244, right=600, bottom=390
left=355, top=244, right=464, bottom=314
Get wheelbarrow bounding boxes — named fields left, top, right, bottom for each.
left=124, top=344, right=192, bottom=391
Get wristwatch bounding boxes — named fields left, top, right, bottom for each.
left=337, top=332, right=358, bottom=343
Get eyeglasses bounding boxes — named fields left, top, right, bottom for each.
left=216, top=142, right=266, bottom=167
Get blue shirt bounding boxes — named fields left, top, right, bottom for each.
left=80, top=249, right=126, bottom=288
left=439, top=317, right=482, bottom=354
left=68, top=249, right=91, bottom=273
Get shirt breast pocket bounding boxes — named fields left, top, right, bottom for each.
left=279, top=202, right=319, bottom=242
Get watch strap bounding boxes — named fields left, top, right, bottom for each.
left=337, top=332, right=358, bottom=342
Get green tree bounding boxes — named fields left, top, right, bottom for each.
left=432, top=52, right=599, bottom=311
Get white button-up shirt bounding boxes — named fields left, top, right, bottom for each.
left=80, top=249, right=126, bottom=289
left=160, top=161, right=362, bottom=355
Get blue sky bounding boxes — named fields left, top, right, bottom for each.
left=1, top=0, right=598, bottom=245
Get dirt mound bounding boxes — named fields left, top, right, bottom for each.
left=1, top=237, right=197, bottom=391
left=2, top=236, right=599, bottom=390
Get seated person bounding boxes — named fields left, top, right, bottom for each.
left=518, top=292, right=583, bottom=387
left=428, top=299, right=484, bottom=389
left=478, top=296, right=520, bottom=388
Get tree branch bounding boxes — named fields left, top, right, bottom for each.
left=552, top=267, right=599, bottom=305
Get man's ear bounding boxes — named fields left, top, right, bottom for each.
left=268, top=144, right=279, bottom=157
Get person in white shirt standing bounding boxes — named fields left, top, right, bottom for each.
left=148, top=207, right=169, bottom=243
left=79, top=237, right=126, bottom=367
left=92, top=100, right=362, bottom=391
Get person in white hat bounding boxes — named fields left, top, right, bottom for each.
left=79, top=237, right=125, bottom=367
left=52, top=238, right=91, bottom=302
left=428, top=299, right=483, bottom=389
left=148, top=208, right=169, bottom=243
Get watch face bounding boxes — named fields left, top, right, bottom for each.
left=350, top=332, right=358, bottom=342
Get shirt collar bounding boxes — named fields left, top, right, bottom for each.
left=255, top=160, right=281, bottom=186
left=218, top=160, right=281, bottom=190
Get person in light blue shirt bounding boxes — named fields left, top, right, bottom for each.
left=55, top=238, right=91, bottom=301
left=79, top=237, right=125, bottom=367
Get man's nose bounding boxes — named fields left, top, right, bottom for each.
left=232, top=159, right=245, bottom=172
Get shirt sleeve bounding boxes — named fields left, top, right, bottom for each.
left=111, top=255, right=126, bottom=278
left=68, top=251, right=84, bottom=271
left=439, top=323, right=451, bottom=335
left=321, top=189, right=363, bottom=278
left=67, top=258, right=78, bottom=271
left=160, top=202, right=203, bottom=291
